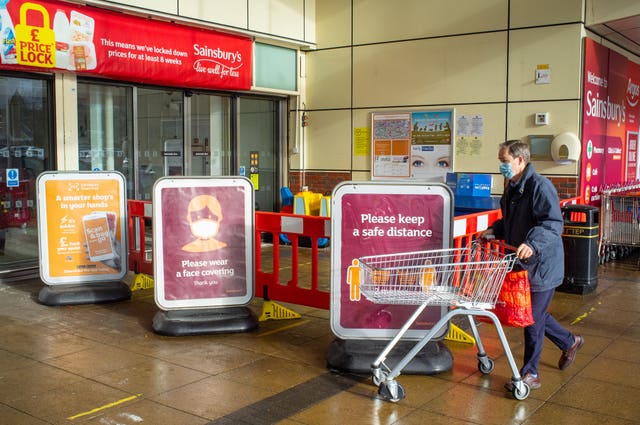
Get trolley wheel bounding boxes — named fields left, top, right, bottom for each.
left=371, top=368, right=387, bottom=386
left=478, top=358, right=495, bottom=374
left=378, top=380, right=406, bottom=402
left=512, top=381, right=530, bottom=400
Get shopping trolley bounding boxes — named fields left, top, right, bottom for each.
left=600, top=189, right=640, bottom=262
left=358, top=240, right=530, bottom=402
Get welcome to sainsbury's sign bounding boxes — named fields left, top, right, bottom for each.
left=0, top=0, right=252, bottom=90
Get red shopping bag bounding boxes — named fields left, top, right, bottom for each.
left=491, top=269, right=534, bottom=327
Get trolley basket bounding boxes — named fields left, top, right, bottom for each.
left=359, top=241, right=517, bottom=309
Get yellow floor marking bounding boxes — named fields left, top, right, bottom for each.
left=258, top=319, right=309, bottom=337
left=67, top=394, right=142, bottom=420
left=571, top=307, right=596, bottom=325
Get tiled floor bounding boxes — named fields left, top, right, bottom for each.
left=0, top=249, right=639, bottom=424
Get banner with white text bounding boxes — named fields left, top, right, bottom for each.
left=0, top=0, right=252, bottom=90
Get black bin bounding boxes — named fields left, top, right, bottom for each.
left=557, top=204, right=599, bottom=294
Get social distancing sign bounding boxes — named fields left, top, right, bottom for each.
left=36, top=171, right=127, bottom=284
left=330, top=182, right=453, bottom=340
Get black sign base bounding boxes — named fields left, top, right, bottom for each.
left=152, top=306, right=258, bottom=336
left=38, top=281, right=131, bottom=306
left=326, top=337, right=453, bottom=375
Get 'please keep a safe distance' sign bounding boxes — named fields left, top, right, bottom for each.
left=330, top=182, right=453, bottom=340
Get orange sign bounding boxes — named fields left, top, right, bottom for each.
left=37, top=172, right=126, bottom=284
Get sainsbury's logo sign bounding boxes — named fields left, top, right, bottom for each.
left=627, top=78, right=640, bottom=107
left=193, top=44, right=244, bottom=78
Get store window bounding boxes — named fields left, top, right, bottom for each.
left=0, top=74, right=54, bottom=275
left=77, top=82, right=134, bottom=198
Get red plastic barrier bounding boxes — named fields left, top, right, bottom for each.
left=452, top=209, right=503, bottom=249
left=560, top=196, right=582, bottom=207
left=255, top=211, right=331, bottom=309
left=127, top=200, right=153, bottom=275
left=127, top=195, right=582, bottom=310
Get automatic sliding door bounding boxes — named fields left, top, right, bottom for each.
left=238, top=97, right=278, bottom=212
left=190, top=94, right=231, bottom=176
left=136, top=88, right=184, bottom=200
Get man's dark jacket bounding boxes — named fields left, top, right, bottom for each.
left=490, top=163, right=565, bottom=292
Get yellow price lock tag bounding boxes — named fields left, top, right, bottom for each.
left=15, top=2, right=56, bottom=68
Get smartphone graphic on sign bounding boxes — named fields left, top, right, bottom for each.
left=83, top=212, right=116, bottom=262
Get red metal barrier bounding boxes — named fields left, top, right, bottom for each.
left=127, top=200, right=153, bottom=275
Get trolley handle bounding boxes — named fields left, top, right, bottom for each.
left=480, top=236, right=524, bottom=261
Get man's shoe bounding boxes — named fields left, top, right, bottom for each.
left=504, top=373, right=541, bottom=391
left=558, top=335, right=584, bottom=370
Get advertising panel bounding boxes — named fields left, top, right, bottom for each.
left=581, top=38, right=640, bottom=205
left=36, top=171, right=127, bottom=284
left=625, top=60, right=640, bottom=180
left=0, top=0, right=252, bottom=90
left=604, top=50, right=628, bottom=185
left=581, top=38, right=609, bottom=205
left=153, top=177, right=254, bottom=310
left=330, top=182, right=453, bottom=340
left=627, top=132, right=639, bottom=180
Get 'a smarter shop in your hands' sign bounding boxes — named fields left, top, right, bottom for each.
left=37, top=171, right=127, bottom=284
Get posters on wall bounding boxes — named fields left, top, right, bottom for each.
left=371, top=110, right=454, bottom=182
left=0, top=0, right=252, bottom=90
left=455, top=114, right=484, bottom=157
left=581, top=38, right=640, bottom=205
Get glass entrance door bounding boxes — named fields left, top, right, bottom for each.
left=189, top=93, right=231, bottom=176
left=0, top=75, right=54, bottom=277
left=134, top=90, right=280, bottom=211
left=238, top=97, right=279, bottom=212
left=136, top=88, right=184, bottom=200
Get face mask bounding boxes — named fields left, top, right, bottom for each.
left=191, top=219, right=220, bottom=239
left=499, top=162, right=515, bottom=179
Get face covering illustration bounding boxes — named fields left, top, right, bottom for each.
left=182, top=194, right=227, bottom=253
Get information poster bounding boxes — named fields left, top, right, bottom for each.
left=153, top=177, right=254, bottom=310
left=37, top=172, right=127, bottom=284
left=330, top=182, right=453, bottom=340
left=371, top=110, right=454, bottom=181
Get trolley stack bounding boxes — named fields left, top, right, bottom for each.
left=600, top=185, right=640, bottom=262
left=358, top=240, right=530, bottom=401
